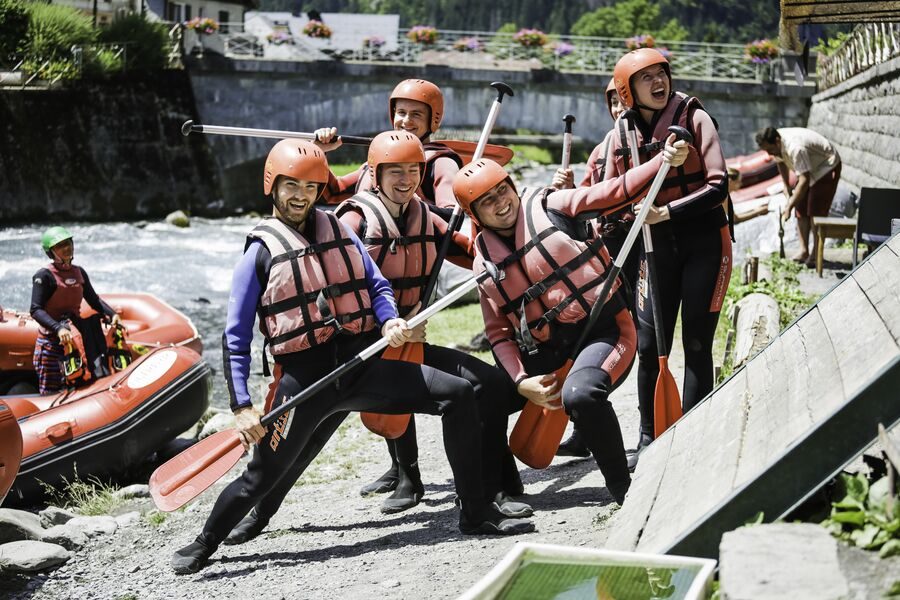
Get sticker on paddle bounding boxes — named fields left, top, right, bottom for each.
left=359, top=343, right=419, bottom=439
left=0, top=401, right=23, bottom=505
left=508, top=360, right=572, bottom=469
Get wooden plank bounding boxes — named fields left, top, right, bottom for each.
left=888, top=233, right=900, bottom=255
left=777, top=325, right=820, bottom=450
left=605, top=432, right=674, bottom=552
left=782, top=0, right=900, bottom=22
left=817, top=276, right=899, bottom=403
left=852, top=246, right=900, bottom=343
left=637, top=371, right=745, bottom=553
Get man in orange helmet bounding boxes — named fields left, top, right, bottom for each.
left=604, top=48, right=732, bottom=470
left=171, top=138, right=530, bottom=574
left=452, top=132, right=689, bottom=506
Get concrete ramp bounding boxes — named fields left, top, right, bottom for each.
left=607, top=233, right=900, bottom=559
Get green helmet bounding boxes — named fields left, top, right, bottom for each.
left=41, top=226, right=73, bottom=253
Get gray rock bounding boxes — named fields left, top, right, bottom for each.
left=0, top=540, right=71, bottom=573
left=114, top=512, right=141, bottom=527
left=165, top=210, right=190, bottom=227
left=39, top=506, right=78, bottom=528
left=0, top=508, right=45, bottom=543
left=64, top=516, right=118, bottom=537
left=199, top=412, right=236, bottom=439
left=113, top=484, right=150, bottom=500
left=720, top=523, right=849, bottom=600
left=40, top=525, right=89, bottom=551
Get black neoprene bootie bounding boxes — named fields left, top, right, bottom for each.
left=459, top=500, right=535, bottom=535
left=493, top=492, right=533, bottom=518
left=607, top=477, right=631, bottom=506
left=380, top=462, right=424, bottom=514
left=360, top=464, right=399, bottom=496
left=223, top=508, right=269, bottom=545
left=556, top=429, right=591, bottom=458
left=171, top=534, right=217, bottom=574
left=626, top=431, right=654, bottom=472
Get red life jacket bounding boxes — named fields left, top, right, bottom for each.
left=43, top=263, right=84, bottom=324
left=335, top=192, right=438, bottom=316
left=248, top=212, right=375, bottom=355
left=612, top=92, right=710, bottom=205
left=474, top=188, right=616, bottom=353
left=353, top=143, right=462, bottom=204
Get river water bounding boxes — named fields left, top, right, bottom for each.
left=0, top=164, right=783, bottom=409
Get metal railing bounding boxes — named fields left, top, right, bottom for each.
left=71, top=42, right=128, bottom=74
left=818, top=22, right=900, bottom=90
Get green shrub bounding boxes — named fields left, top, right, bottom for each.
left=38, top=468, right=124, bottom=516
left=23, top=56, right=79, bottom=81
left=99, top=14, right=170, bottom=71
left=23, top=2, right=96, bottom=62
left=83, top=47, right=125, bottom=78
left=0, top=0, right=29, bottom=65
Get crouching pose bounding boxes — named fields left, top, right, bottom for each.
left=171, top=139, right=531, bottom=574
left=452, top=135, right=688, bottom=505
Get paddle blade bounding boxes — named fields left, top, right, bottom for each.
left=358, top=342, right=422, bottom=438
left=0, top=401, right=23, bottom=505
left=508, top=361, right=572, bottom=469
left=149, top=429, right=245, bottom=512
left=653, top=357, right=683, bottom=438
left=442, top=140, right=514, bottom=167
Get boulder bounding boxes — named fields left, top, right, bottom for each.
left=0, top=508, right=45, bottom=544
left=165, top=210, right=190, bottom=228
left=0, top=540, right=70, bottom=573
left=39, top=506, right=78, bottom=528
left=65, top=516, right=118, bottom=537
left=113, top=484, right=150, bottom=500
left=114, top=512, right=141, bottom=527
left=40, top=525, right=89, bottom=551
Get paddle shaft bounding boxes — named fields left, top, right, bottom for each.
left=182, top=120, right=372, bottom=146
left=561, top=114, right=575, bottom=170
left=627, top=125, right=671, bottom=359
left=259, top=273, right=486, bottom=429
left=418, top=82, right=513, bottom=310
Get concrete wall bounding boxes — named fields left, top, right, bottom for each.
left=0, top=71, right=224, bottom=223
left=808, top=55, right=900, bottom=194
left=185, top=56, right=813, bottom=207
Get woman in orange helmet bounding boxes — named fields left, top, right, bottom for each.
left=604, top=48, right=732, bottom=470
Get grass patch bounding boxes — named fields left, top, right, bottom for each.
left=145, top=510, right=168, bottom=527
left=592, top=505, right=619, bottom=528
left=426, top=301, right=494, bottom=364
left=39, top=468, right=124, bottom=516
left=509, top=144, right=554, bottom=166
left=329, top=163, right=361, bottom=177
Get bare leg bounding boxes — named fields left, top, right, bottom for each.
left=796, top=215, right=812, bottom=261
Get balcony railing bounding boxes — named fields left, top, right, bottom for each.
left=818, top=22, right=900, bottom=90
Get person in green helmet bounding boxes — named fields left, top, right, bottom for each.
left=31, top=227, right=120, bottom=394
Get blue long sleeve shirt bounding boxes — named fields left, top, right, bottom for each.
left=223, top=222, right=398, bottom=410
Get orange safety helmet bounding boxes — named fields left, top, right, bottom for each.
left=263, top=139, right=330, bottom=196
left=613, top=48, right=672, bottom=109
left=605, top=78, right=618, bottom=118
left=452, top=159, right=514, bottom=226
left=367, top=130, right=427, bottom=188
left=389, top=79, right=445, bottom=135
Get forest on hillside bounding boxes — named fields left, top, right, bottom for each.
left=260, top=0, right=781, bottom=43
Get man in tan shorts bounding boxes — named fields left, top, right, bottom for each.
left=756, top=126, right=842, bottom=265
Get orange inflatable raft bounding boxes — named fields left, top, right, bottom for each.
left=1, top=346, right=210, bottom=506
left=726, top=150, right=778, bottom=188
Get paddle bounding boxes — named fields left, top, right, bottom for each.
left=361, top=81, right=515, bottom=438
left=0, top=400, right=23, bottom=505
left=181, top=121, right=515, bottom=167
left=149, top=271, right=495, bottom=512
left=778, top=206, right=786, bottom=259
left=623, top=115, right=682, bottom=438
left=508, top=125, right=693, bottom=469
left=560, top=114, right=576, bottom=171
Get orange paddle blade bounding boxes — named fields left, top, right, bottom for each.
left=508, top=361, right=572, bottom=469
left=0, top=401, right=23, bottom=504
left=441, top=140, right=515, bottom=167
left=149, top=429, right=245, bottom=512
left=653, top=357, right=682, bottom=438
left=359, top=342, right=423, bottom=439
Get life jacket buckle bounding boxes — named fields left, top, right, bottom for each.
left=389, top=239, right=398, bottom=254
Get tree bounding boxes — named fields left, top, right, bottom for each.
left=570, top=0, right=687, bottom=40
left=0, top=0, right=29, bottom=65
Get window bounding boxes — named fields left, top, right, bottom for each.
left=219, top=11, right=230, bottom=33
left=185, top=4, right=192, bottom=20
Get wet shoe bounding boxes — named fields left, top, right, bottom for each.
left=556, top=430, right=591, bottom=458
left=360, top=464, right=399, bottom=496
left=607, top=478, right=631, bottom=506
left=223, top=509, right=268, bottom=545
left=380, top=464, right=424, bottom=514
left=493, top=492, right=533, bottom=518
left=459, top=502, right=535, bottom=535
left=626, top=432, right=654, bottom=472
left=171, top=536, right=216, bottom=574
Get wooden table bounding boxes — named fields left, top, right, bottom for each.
left=812, top=216, right=856, bottom=277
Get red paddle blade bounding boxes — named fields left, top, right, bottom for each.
left=149, top=429, right=245, bottom=512
left=0, top=401, right=23, bottom=504
left=508, top=361, right=572, bottom=469
left=441, top=140, right=515, bottom=167
left=653, top=357, right=683, bottom=438
left=359, top=342, right=423, bottom=438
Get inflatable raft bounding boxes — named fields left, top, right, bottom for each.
left=1, top=346, right=210, bottom=505
left=726, top=149, right=778, bottom=188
